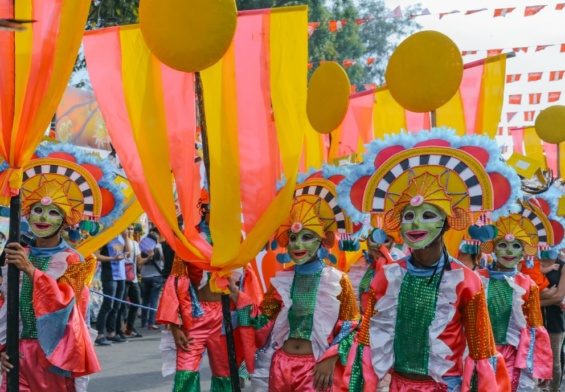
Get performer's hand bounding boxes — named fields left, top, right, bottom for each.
left=0, top=351, right=23, bottom=373
left=311, top=355, right=338, bottom=391
left=4, top=243, right=34, bottom=278
left=170, top=324, right=193, bottom=352
left=227, top=277, right=239, bottom=304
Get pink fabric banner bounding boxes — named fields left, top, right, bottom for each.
left=511, top=128, right=525, bottom=154
left=234, top=11, right=280, bottom=233
left=543, top=142, right=558, bottom=173
left=459, top=64, right=484, bottom=134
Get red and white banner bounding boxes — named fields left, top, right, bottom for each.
left=529, top=93, right=542, bottom=104
left=509, top=94, right=522, bottom=104
left=524, top=5, right=546, bottom=16
left=549, top=91, right=562, bottom=102
left=494, top=7, right=515, bottom=17
left=550, top=70, right=565, bottom=81
left=528, top=72, right=543, bottom=81
left=506, top=74, right=522, bottom=83
left=524, top=111, right=536, bottom=121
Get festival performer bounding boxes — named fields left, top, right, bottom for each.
left=335, top=129, right=519, bottom=391
left=227, top=175, right=361, bottom=391
left=475, top=199, right=554, bottom=391
left=0, top=142, right=125, bottom=391
left=156, top=189, right=263, bottom=391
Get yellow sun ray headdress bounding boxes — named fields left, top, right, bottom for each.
left=336, top=129, right=522, bottom=254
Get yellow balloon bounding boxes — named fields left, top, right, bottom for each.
left=385, top=31, right=463, bottom=113
left=535, top=105, right=565, bottom=144
left=307, top=62, right=351, bottom=134
left=139, top=0, right=237, bottom=73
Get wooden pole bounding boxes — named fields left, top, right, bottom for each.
left=194, top=72, right=241, bottom=392
left=6, top=193, right=20, bottom=392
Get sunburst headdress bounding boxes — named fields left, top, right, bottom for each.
left=336, top=128, right=522, bottom=240
left=11, top=142, right=126, bottom=233
left=480, top=200, right=551, bottom=258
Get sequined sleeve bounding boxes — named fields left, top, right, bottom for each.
left=524, top=285, right=544, bottom=328
left=462, top=286, right=497, bottom=360
left=237, top=284, right=282, bottom=330
left=321, top=274, right=361, bottom=363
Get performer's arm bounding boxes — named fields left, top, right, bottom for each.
left=231, top=283, right=282, bottom=330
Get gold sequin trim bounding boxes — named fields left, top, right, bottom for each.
left=525, top=285, right=544, bottom=328
left=338, top=274, right=361, bottom=321
left=170, top=254, right=188, bottom=277
left=357, top=288, right=377, bottom=346
left=463, top=287, right=497, bottom=360
left=59, top=255, right=97, bottom=308
left=260, top=285, right=283, bottom=320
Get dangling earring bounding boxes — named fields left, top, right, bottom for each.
left=276, top=253, right=292, bottom=264
left=317, top=247, right=329, bottom=260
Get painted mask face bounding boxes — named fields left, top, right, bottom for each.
left=494, top=239, right=524, bottom=268
left=287, top=228, right=322, bottom=265
left=400, top=203, right=446, bottom=250
left=367, top=235, right=394, bottom=260
left=28, top=202, right=64, bottom=238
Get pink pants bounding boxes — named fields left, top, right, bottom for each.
left=269, top=350, right=317, bottom=392
left=1, top=339, right=76, bottom=392
left=496, top=344, right=520, bottom=392
left=390, top=372, right=448, bottom=392
left=176, top=301, right=230, bottom=378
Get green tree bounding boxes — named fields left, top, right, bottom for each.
left=236, top=0, right=419, bottom=90
left=87, top=0, right=140, bottom=29
left=357, top=0, right=421, bottom=85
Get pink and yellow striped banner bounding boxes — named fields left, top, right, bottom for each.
left=85, top=6, right=308, bottom=287
left=373, top=54, right=507, bottom=138
left=0, top=0, right=90, bottom=205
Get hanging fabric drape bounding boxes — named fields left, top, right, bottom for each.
left=85, top=6, right=308, bottom=290
left=0, top=0, right=90, bottom=205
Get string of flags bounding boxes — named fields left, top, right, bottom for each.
left=508, top=92, right=563, bottom=105
left=308, top=3, right=565, bottom=36
left=464, top=43, right=565, bottom=57
left=507, top=71, right=565, bottom=83
left=308, top=58, right=379, bottom=69
left=505, top=108, right=562, bottom=123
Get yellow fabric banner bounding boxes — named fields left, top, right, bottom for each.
left=435, top=91, right=466, bottom=135
left=373, top=88, right=406, bottom=139
left=523, top=126, right=547, bottom=169
left=202, top=43, right=244, bottom=267
left=119, top=27, right=204, bottom=259
left=476, top=54, right=507, bottom=138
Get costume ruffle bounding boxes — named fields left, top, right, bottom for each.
left=370, top=263, right=405, bottom=379
left=428, top=268, right=464, bottom=382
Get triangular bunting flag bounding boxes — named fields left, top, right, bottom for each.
left=308, top=22, right=320, bottom=37
left=366, top=58, right=376, bottom=65
left=524, top=111, right=536, bottom=121
left=507, top=112, right=517, bottom=122
left=355, top=18, right=369, bottom=25
left=494, top=8, right=515, bottom=17
left=549, top=91, right=562, bottom=102
left=387, top=6, right=403, bottom=18
left=462, top=50, right=478, bottom=56
left=487, top=49, right=503, bottom=57
left=527, top=72, right=543, bottom=82
left=550, top=71, right=565, bottom=81
left=329, top=20, right=347, bottom=32
left=509, top=94, right=522, bottom=104
left=536, top=44, right=552, bottom=52
left=506, top=74, right=521, bottom=83
left=439, top=10, right=460, bottom=19
left=557, top=3, right=565, bottom=10
left=529, top=93, right=542, bottom=104
left=465, top=8, right=487, bottom=15
left=512, top=47, right=529, bottom=53
left=524, top=5, right=546, bottom=16
left=343, top=59, right=356, bottom=68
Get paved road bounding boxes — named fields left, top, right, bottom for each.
left=89, top=328, right=212, bottom=392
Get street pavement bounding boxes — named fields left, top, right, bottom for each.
left=89, top=327, right=211, bottom=392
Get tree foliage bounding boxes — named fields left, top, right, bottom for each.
left=74, top=0, right=420, bottom=90
left=236, top=0, right=419, bottom=89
